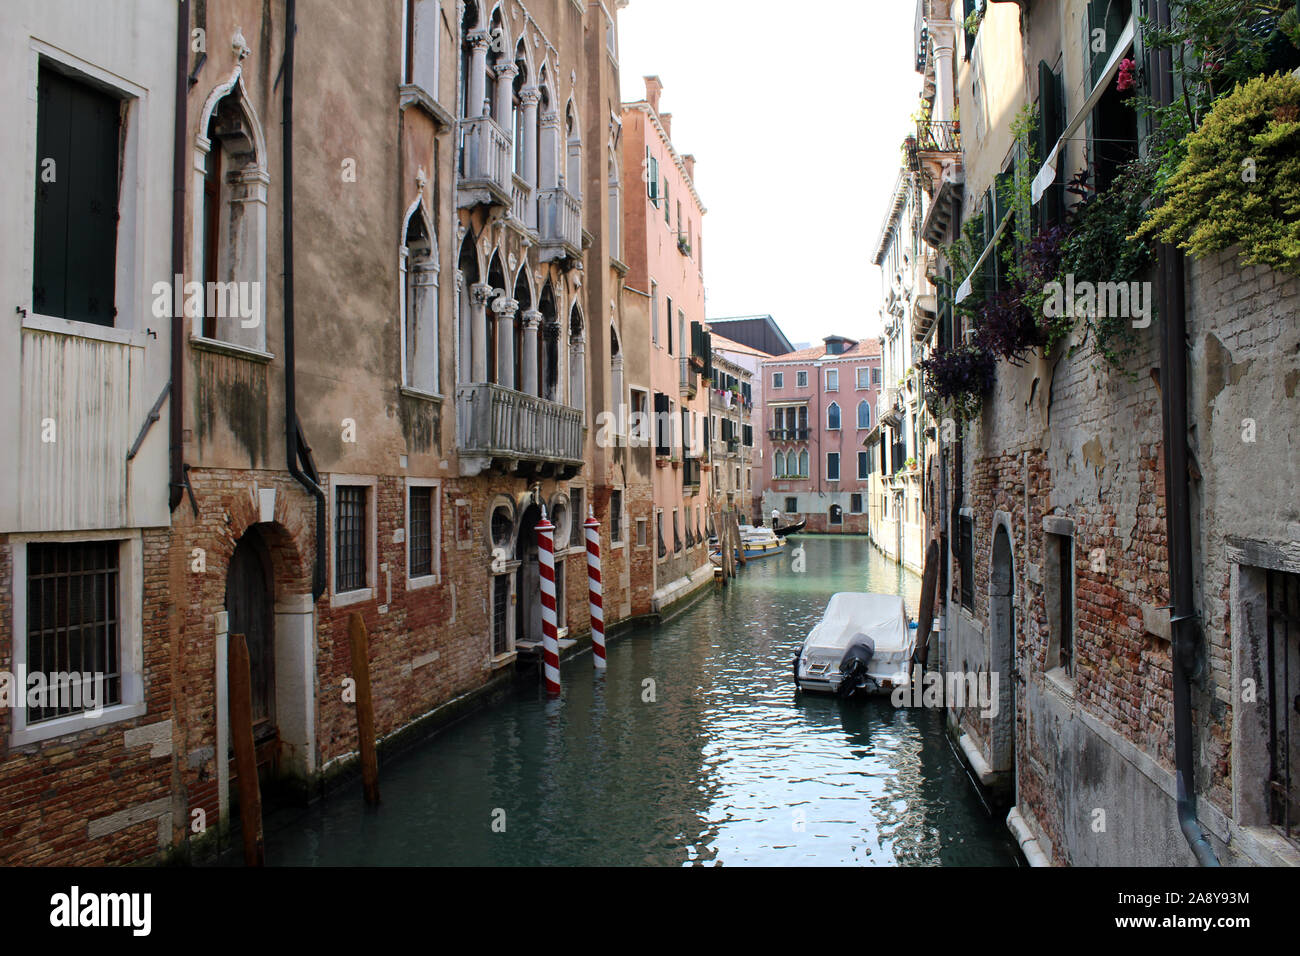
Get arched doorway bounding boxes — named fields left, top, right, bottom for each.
left=515, top=503, right=543, bottom=646
left=226, top=527, right=276, bottom=743
left=990, top=522, right=1016, bottom=796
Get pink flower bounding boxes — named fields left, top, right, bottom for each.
left=1117, top=58, right=1135, bottom=92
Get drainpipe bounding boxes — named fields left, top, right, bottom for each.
left=1151, top=0, right=1218, bottom=867
left=281, top=0, right=327, bottom=600
left=169, top=1, right=190, bottom=513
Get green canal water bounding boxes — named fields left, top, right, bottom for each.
left=258, top=535, right=1022, bottom=866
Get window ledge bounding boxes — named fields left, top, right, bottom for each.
left=487, top=651, right=518, bottom=670
left=407, top=572, right=440, bottom=591
left=400, top=385, right=444, bottom=405
left=1045, top=666, right=1076, bottom=700
left=331, top=587, right=374, bottom=609
left=10, top=701, right=147, bottom=748
left=398, top=84, right=454, bottom=129
left=23, top=313, right=150, bottom=349
left=191, top=335, right=275, bottom=364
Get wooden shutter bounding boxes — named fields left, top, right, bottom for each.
left=1037, top=60, right=1065, bottom=228
left=33, top=64, right=120, bottom=326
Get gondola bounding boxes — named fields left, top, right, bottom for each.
left=773, top=518, right=805, bottom=537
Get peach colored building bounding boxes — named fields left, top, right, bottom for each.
left=758, top=336, right=882, bottom=534
left=621, top=77, right=712, bottom=611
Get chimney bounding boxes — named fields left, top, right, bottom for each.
left=644, top=75, right=663, bottom=113
left=682, top=154, right=696, bottom=181
left=659, top=112, right=672, bottom=138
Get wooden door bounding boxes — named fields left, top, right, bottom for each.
left=226, top=531, right=275, bottom=733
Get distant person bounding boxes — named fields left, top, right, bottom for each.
left=771, top=508, right=780, bottom=529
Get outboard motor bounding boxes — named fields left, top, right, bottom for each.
left=836, top=635, right=876, bottom=698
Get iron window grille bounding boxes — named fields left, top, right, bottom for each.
left=570, top=489, right=584, bottom=548
left=1266, top=569, right=1299, bottom=841
left=408, top=486, right=434, bottom=578
left=610, top=491, right=623, bottom=544
left=25, top=541, right=121, bottom=723
left=336, top=485, right=368, bottom=593
left=492, top=574, right=510, bottom=656
left=959, top=515, right=974, bottom=610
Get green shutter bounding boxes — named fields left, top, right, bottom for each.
left=34, top=64, right=120, bottom=326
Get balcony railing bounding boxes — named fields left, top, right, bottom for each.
left=458, top=115, right=512, bottom=208
left=767, top=428, right=810, bottom=441
left=538, top=185, right=582, bottom=260
left=917, top=119, right=961, bottom=154
left=456, top=382, right=583, bottom=465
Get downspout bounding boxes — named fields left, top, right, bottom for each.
left=169, top=1, right=190, bottom=513
left=1151, top=0, right=1218, bottom=866
left=281, top=0, right=327, bottom=600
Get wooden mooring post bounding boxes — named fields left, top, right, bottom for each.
left=348, top=611, right=381, bottom=804
left=228, top=632, right=265, bottom=866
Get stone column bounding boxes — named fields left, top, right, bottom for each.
left=520, top=309, right=542, bottom=396
left=470, top=282, right=494, bottom=383
left=467, top=31, right=491, bottom=119
left=611, top=354, right=625, bottom=433
left=539, top=110, right=560, bottom=190
left=569, top=336, right=586, bottom=416
left=495, top=62, right=518, bottom=131
left=931, top=25, right=957, bottom=124
left=520, top=88, right=540, bottom=229
left=493, top=296, right=518, bottom=389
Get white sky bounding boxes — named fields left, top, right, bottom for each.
left=617, top=0, right=919, bottom=349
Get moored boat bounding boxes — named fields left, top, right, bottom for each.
left=793, top=592, right=917, bottom=697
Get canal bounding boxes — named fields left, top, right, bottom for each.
left=257, top=535, right=1022, bottom=866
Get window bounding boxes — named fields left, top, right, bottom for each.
left=569, top=488, right=584, bottom=548
left=657, top=512, right=667, bottom=558
left=772, top=372, right=784, bottom=389
left=829, top=505, right=842, bottom=526
left=646, top=148, right=660, bottom=205
left=857, top=400, right=871, bottom=430
left=856, top=367, right=870, bottom=389
left=872, top=367, right=881, bottom=386
left=335, top=484, right=371, bottom=595
left=673, top=510, right=682, bottom=553
left=24, top=541, right=122, bottom=723
left=796, top=370, right=808, bottom=388
left=799, top=449, right=809, bottom=477
left=850, top=493, right=863, bottom=513
left=650, top=281, right=659, bottom=346
left=1265, top=569, right=1299, bottom=840
left=826, top=452, right=840, bottom=481
left=631, top=388, right=649, bottom=445
left=663, top=178, right=670, bottom=224
left=826, top=369, right=839, bottom=391
left=666, top=297, right=674, bottom=354
left=1045, top=530, right=1075, bottom=676
left=407, top=483, right=441, bottom=581
left=654, top=392, right=671, bottom=455
left=774, top=450, right=786, bottom=477
left=610, top=490, right=623, bottom=544
left=827, top=402, right=840, bottom=430
left=34, top=64, right=122, bottom=328
left=743, top=424, right=753, bottom=447
left=960, top=515, right=974, bottom=610
left=491, top=573, right=511, bottom=656
left=858, top=451, right=869, bottom=480
left=785, top=497, right=798, bottom=513
left=401, top=201, right=439, bottom=394
left=405, top=0, right=440, bottom=96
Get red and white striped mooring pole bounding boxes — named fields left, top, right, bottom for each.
left=584, top=507, right=606, bottom=669
left=537, top=509, right=562, bottom=696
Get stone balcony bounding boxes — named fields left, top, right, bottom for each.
left=457, top=115, right=512, bottom=209
left=537, top=185, right=582, bottom=262
left=456, top=382, right=584, bottom=477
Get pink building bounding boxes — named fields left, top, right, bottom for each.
left=758, top=336, right=882, bottom=533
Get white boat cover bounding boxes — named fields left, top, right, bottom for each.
left=801, top=592, right=913, bottom=660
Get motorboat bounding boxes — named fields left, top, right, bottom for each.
left=793, top=593, right=917, bottom=697
left=736, top=525, right=785, bottom=559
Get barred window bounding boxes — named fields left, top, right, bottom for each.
left=492, top=574, right=510, bottom=656
left=1265, top=569, right=1298, bottom=839
left=336, top=485, right=369, bottom=593
left=409, top=486, right=434, bottom=578
left=960, top=515, right=974, bottom=611
left=570, top=488, right=584, bottom=548
left=610, top=490, right=623, bottom=544
left=26, top=541, right=122, bottom=723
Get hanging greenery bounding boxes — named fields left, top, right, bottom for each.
left=919, top=344, right=997, bottom=425
left=1135, top=72, right=1300, bottom=275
